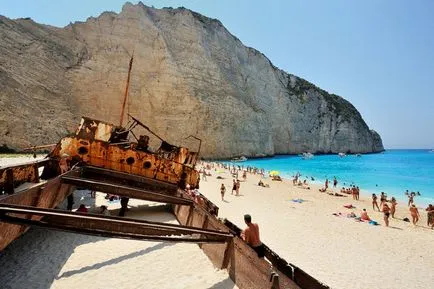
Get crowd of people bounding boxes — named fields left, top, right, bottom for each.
left=201, top=161, right=434, bottom=230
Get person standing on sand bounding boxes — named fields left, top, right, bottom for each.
left=325, top=179, right=329, bottom=190
left=425, top=204, right=433, bottom=227
left=333, top=177, right=338, bottom=188
left=231, top=179, right=237, bottom=195
left=352, top=186, right=357, bottom=200
left=241, top=214, right=265, bottom=258
left=372, top=194, right=380, bottom=211
left=407, top=192, right=415, bottom=207
left=236, top=179, right=241, bottom=196
left=242, top=170, right=247, bottom=181
left=390, top=197, right=397, bottom=218
left=409, top=204, right=420, bottom=226
left=382, top=203, right=391, bottom=227
left=220, top=184, right=226, bottom=201
left=380, top=192, right=387, bottom=209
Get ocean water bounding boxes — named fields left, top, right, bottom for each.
left=224, top=149, right=434, bottom=206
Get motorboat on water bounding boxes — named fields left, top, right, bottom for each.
left=231, top=156, right=247, bottom=162
left=356, top=153, right=362, bottom=157
left=301, top=152, right=314, bottom=159
left=338, top=152, right=346, bottom=157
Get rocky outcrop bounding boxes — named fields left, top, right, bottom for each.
left=0, top=2, right=384, bottom=158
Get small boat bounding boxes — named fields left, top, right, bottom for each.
left=301, top=152, right=314, bottom=159
left=231, top=156, right=247, bottom=162
left=338, top=153, right=346, bottom=157
left=356, top=153, right=362, bottom=157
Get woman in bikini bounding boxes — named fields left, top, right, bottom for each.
left=382, top=203, right=391, bottom=227
left=220, top=184, right=226, bottom=201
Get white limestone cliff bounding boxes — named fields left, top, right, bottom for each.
left=0, top=2, right=384, bottom=158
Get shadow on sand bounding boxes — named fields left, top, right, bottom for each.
left=57, top=242, right=173, bottom=279
left=206, top=277, right=237, bottom=289
left=0, top=227, right=102, bottom=289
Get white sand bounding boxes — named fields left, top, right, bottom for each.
left=198, top=165, right=434, bottom=289
left=0, top=198, right=237, bottom=289
left=0, top=157, right=237, bottom=289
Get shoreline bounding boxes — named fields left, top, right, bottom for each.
left=216, top=152, right=433, bottom=206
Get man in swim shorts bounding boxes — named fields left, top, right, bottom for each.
left=241, top=214, right=265, bottom=258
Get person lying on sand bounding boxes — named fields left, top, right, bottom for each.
left=258, top=180, right=270, bottom=188
left=272, top=175, right=282, bottom=181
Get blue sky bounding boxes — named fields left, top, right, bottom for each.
left=1, top=0, right=433, bottom=149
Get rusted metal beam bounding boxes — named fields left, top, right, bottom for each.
left=23, top=144, right=56, bottom=151
left=61, top=176, right=193, bottom=206
left=80, top=166, right=178, bottom=195
left=0, top=204, right=233, bottom=243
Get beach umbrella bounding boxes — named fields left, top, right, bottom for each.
left=269, top=170, right=280, bottom=176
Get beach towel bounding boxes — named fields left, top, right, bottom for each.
left=291, top=198, right=306, bottom=203
left=369, top=220, right=379, bottom=226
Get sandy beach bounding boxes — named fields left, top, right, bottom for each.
left=1, top=155, right=433, bottom=289
left=197, top=164, right=434, bottom=289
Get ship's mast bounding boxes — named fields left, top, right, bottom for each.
left=120, top=54, right=134, bottom=127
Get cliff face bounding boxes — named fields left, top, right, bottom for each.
left=0, top=2, right=384, bottom=158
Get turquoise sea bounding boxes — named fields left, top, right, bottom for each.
left=226, top=149, right=434, bottom=206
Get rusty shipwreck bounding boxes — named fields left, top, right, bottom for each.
left=0, top=115, right=330, bottom=289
